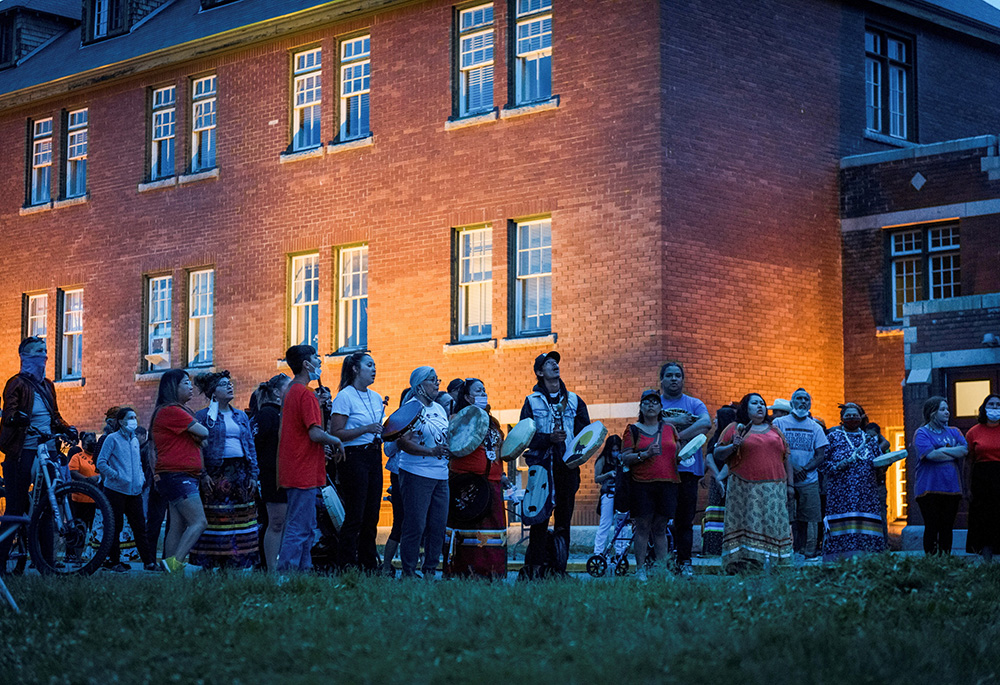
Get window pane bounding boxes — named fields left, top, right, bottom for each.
left=148, top=276, right=172, bottom=370
left=339, top=246, right=369, bottom=349
left=188, top=270, right=214, bottom=365
left=291, top=254, right=320, bottom=349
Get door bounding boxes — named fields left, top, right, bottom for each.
left=946, top=367, right=1000, bottom=435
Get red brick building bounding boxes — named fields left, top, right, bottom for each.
left=2, top=0, right=999, bottom=532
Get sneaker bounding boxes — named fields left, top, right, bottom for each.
left=160, top=557, right=184, bottom=574
left=636, top=567, right=648, bottom=582
left=143, top=563, right=161, bottom=572
left=111, top=563, right=130, bottom=573
left=680, top=562, right=694, bottom=577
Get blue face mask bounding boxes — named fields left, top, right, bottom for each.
left=19, top=353, right=47, bottom=380
left=474, top=394, right=489, bottom=410
left=308, top=360, right=322, bottom=382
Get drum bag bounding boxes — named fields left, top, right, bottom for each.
left=449, top=472, right=491, bottom=524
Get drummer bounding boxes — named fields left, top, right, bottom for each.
left=658, top=361, right=711, bottom=574
left=396, top=367, right=450, bottom=579
left=445, top=379, right=507, bottom=579
left=518, top=351, right=591, bottom=576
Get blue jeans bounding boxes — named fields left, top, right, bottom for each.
left=399, top=470, right=449, bottom=576
left=277, top=487, right=318, bottom=572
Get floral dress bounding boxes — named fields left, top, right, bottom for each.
left=820, top=427, right=887, bottom=560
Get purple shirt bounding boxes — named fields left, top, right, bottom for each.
left=913, top=425, right=966, bottom=497
left=660, top=394, right=708, bottom=477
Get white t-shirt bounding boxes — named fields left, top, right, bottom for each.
left=773, top=414, right=829, bottom=485
left=397, top=399, right=449, bottom=481
left=330, top=386, right=386, bottom=447
left=222, top=410, right=244, bottom=459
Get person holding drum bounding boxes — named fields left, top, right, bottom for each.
left=658, top=361, right=712, bottom=574
left=444, top=378, right=507, bottom=578
left=966, top=394, right=1000, bottom=561
left=818, top=403, right=886, bottom=560
left=518, top=351, right=591, bottom=577
left=328, top=352, right=385, bottom=573
left=621, top=390, right=681, bottom=580
left=714, top=393, right=794, bottom=573
left=913, top=396, right=967, bottom=555
left=396, top=367, right=450, bottom=579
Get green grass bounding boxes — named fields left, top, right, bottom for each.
left=1, top=555, right=998, bottom=684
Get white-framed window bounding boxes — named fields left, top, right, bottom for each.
left=866, top=28, right=912, bottom=140
left=338, top=245, right=368, bottom=350
left=191, top=75, right=217, bottom=172
left=293, top=48, right=322, bottom=151
left=886, top=428, right=907, bottom=521
left=339, top=36, right=370, bottom=141
left=457, top=227, right=492, bottom=340
left=889, top=223, right=961, bottom=321
left=26, top=293, right=48, bottom=339
left=290, top=253, right=320, bottom=349
left=458, top=5, right=494, bottom=116
left=151, top=86, right=176, bottom=179
left=65, top=109, right=88, bottom=198
left=514, top=0, right=552, bottom=105
left=188, top=269, right=214, bottom=366
left=60, top=289, right=83, bottom=379
left=514, top=218, right=551, bottom=335
left=30, top=118, right=53, bottom=205
left=93, top=0, right=110, bottom=38
left=147, top=275, right=172, bottom=371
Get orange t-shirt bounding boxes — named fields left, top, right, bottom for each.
left=967, top=423, right=1000, bottom=464
left=720, top=423, right=789, bottom=482
left=622, top=422, right=680, bottom=483
left=450, top=425, right=505, bottom=482
left=69, top=450, right=97, bottom=503
left=278, top=382, right=326, bottom=489
left=152, top=405, right=204, bottom=476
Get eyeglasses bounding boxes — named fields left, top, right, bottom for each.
left=424, top=377, right=440, bottom=385
left=640, top=398, right=661, bottom=406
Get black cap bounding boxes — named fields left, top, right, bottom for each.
left=640, top=389, right=661, bottom=405
left=533, top=351, right=560, bottom=375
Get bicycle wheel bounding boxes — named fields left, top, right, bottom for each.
left=28, top=481, right=115, bottom=575
left=4, top=530, right=28, bottom=575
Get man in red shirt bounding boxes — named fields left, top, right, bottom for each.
left=277, top=345, right=344, bottom=572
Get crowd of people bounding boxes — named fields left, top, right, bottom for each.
left=1, top=334, right=999, bottom=579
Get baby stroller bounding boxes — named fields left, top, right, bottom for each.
left=586, top=513, right=674, bottom=577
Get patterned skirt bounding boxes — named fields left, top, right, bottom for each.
left=701, top=477, right=726, bottom=556
left=444, top=480, right=507, bottom=579
left=722, top=475, right=792, bottom=572
left=189, top=459, right=260, bottom=569
left=822, top=467, right=886, bottom=561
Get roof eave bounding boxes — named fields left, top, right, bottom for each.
left=868, top=0, right=1000, bottom=45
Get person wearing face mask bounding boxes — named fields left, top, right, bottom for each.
left=444, top=378, right=508, bottom=579
left=0, top=336, right=76, bottom=572
left=97, top=407, right=157, bottom=572
left=817, top=403, right=886, bottom=561
left=714, top=393, right=794, bottom=573
left=965, top=394, right=1000, bottom=562
left=772, top=388, right=829, bottom=561
left=190, top=371, right=261, bottom=570
left=329, top=352, right=385, bottom=573
left=913, top=396, right=968, bottom=555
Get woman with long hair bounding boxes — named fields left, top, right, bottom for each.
left=966, top=394, right=1000, bottom=561
left=189, top=371, right=261, bottom=569
left=913, top=396, right=968, bottom=555
left=150, top=369, right=209, bottom=573
left=329, top=352, right=385, bottom=573
left=592, top=434, right=623, bottom=557
left=714, top=393, right=794, bottom=573
left=253, top=374, right=291, bottom=571
left=444, top=378, right=507, bottom=579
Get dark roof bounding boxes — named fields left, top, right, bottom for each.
left=0, top=0, right=81, bottom=20
left=924, top=0, right=1000, bottom=28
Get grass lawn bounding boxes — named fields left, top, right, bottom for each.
left=0, top=555, right=998, bottom=684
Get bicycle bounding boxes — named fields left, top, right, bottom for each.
left=0, top=477, right=29, bottom=575
left=19, top=426, right=115, bottom=575
left=0, top=513, right=30, bottom=612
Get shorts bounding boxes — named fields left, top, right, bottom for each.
left=629, top=479, right=679, bottom=519
left=155, top=472, right=200, bottom=504
left=792, top=481, right=822, bottom=523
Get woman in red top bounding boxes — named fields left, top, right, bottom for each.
left=444, top=379, right=508, bottom=579
left=966, top=393, right=1000, bottom=561
left=150, top=369, right=209, bottom=573
left=621, top=389, right=680, bottom=580
left=714, top=392, right=794, bottom=573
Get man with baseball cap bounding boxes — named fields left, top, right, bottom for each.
left=518, top=351, right=591, bottom=577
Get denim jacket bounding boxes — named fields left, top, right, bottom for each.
left=194, top=406, right=259, bottom=479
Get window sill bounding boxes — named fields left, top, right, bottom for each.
left=54, top=194, right=89, bottom=209
left=135, top=371, right=166, bottom=382
left=179, top=168, right=219, bottom=185
left=497, top=333, right=557, bottom=350
left=443, top=339, right=497, bottom=354
left=445, top=110, right=498, bottom=131
left=876, top=326, right=904, bottom=338
left=19, top=202, right=53, bottom=215
left=54, top=377, right=85, bottom=388
left=500, top=96, right=560, bottom=120
left=327, top=136, right=374, bottom=155
left=138, top=177, right=177, bottom=193
left=279, top=146, right=325, bottom=164
left=185, top=365, right=216, bottom=374
left=864, top=130, right=915, bottom=148
left=276, top=358, right=290, bottom=371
